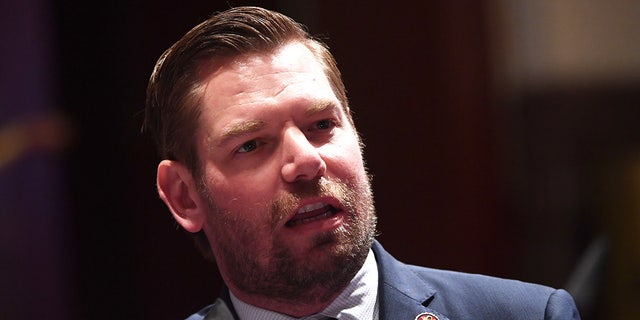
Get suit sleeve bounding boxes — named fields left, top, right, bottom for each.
left=544, top=289, right=581, bottom=320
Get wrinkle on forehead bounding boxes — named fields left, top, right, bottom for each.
left=199, top=41, right=327, bottom=104
left=222, top=73, right=325, bottom=109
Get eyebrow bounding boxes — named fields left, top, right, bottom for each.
left=217, top=120, right=265, bottom=147
left=305, top=100, right=337, bottom=116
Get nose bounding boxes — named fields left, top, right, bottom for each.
left=280, top=126, right=327, bottom=183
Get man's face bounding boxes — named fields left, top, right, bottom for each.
left=194, top=41, right=376, bottom=304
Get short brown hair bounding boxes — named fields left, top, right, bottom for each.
left=143, top=6, right=350, bottom=258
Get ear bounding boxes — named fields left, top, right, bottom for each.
left=156, top=160, right=206, bottom=233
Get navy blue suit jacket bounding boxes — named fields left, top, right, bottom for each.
left=187, top=241, right=581, bottom=319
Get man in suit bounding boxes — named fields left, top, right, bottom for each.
left=144, top=6, right=581, bottom=320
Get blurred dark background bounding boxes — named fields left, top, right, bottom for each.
left=2, top=0, right=639, bottom=319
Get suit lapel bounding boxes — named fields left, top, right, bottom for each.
left=372, top=241, right=450, bottom=320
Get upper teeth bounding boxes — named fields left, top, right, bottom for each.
left=297, top=202, right=327, bottom=214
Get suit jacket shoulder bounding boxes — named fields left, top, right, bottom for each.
left=372, top=241, right=581, bottom=320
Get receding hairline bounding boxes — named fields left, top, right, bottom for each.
left=193, top=37, right=320, bottom=81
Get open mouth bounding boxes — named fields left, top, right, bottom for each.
left=285, top=202, right=339, bottom=227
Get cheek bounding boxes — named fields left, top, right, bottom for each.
left=202, top=165, right=279, bottom=213
left=324, top=140, right=366, bottom=178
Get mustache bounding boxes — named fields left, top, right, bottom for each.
left=270, top=177, right=355, bottom=226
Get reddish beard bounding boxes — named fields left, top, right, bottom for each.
left=204, top=174, right=377, bottom=305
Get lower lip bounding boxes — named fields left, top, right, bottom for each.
left=285, top=210, right=345, bottom=233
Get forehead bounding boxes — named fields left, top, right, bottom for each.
left=199, top=41, right=336, bottom=117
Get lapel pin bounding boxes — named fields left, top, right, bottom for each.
left=415, top=312, right=439, bottom=320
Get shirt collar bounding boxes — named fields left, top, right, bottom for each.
left=230, top=249, right=379, bottom=320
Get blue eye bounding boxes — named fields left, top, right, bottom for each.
left=315, top=119, right=335, bottom=130
left=237, top=140, right=258, bottom=153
